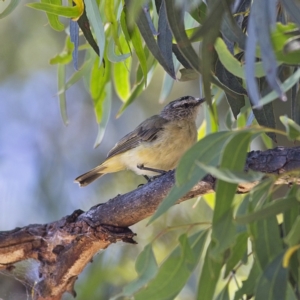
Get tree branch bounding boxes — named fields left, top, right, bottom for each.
left=0, top=146, right=300, bottom=299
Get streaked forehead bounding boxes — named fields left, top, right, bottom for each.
left=172, top=96, right=197, bottom=107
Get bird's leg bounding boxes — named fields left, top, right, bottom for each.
left=137, top=164, right=167, bottom=175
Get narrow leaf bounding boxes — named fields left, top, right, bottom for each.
left=215, top=38, right=266, bottom=79
left=280, top=115, right=300, bottom=140
left=157, top=0, right=174, bottom=77
left=123, top=244, right=158, bottom=296
left=70, top=20, right=79, bottom=70
left=40, top=0, right=64, bottom=31
left=165, top=0, right=201, bottom=73
left=236, top=196, right=300, bottom=224
left=77, top=7, right=100, bottom=56
left=195, top=162, right=263, bottom=184
left=0, top=0, right=21, bottom=19
left=211, top=132, right=252, bottom=259
left=57, top=64, right=68, bottom=125
left=135, top=231, right=208, bottom=300
left=27, top=2, right=80, bottom=18
left=255, top=252, right=288, bottom=300
left=257, top=68, right=300, bottom=107
left=197, top=243, right=223, bottom=300
left=94, top=83, right=112, bottom=147
left=132, top=1, right=175, bottom=78
left=84, top=0, right=105, bottom=65
left=251, top=1, right=286, bottom=102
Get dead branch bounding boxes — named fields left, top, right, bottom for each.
left=0, top=146, right=300, bottom=299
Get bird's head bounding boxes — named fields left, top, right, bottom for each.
left=160, top=96, right=205, bottom=121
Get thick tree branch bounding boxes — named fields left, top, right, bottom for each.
left=0, top=146, right=300, bottom=299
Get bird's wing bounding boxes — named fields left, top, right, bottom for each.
left=107, top=115, right=168, bottom=158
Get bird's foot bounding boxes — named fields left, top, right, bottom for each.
left=137, top=164, right=167, bottom=175
left=137, top=164, right=169, bottom=183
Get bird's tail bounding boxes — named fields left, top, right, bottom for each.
left=75, top=156, right=125, bottom=187
left=74, top=165, right=106, bottom=187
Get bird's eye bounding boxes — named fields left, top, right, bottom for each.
left=184, top=103, right=189, bottom=108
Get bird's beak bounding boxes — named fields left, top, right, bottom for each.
left=196, top=98, right=206, bottom=105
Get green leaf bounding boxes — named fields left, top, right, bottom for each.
left=195, top=162, right=263, bottom=184
left=70, top=20, right=79, bottom=70
left=134, top=1, right=175, bottom=79
left=84, top=0, right=105, bottom=66
left=253, top=77, right=277, bottom=142
left=215, top=284, right=230, bottom=300
left=215, top=38, right=266, bottom=79
left=252, top=1, right=286, bottom=102
left=104, top=0, right=122, bottom=54
left=130, top=25, right=148, bottom=85
left=113, top=55, right=131, bottom=101
left=116, top=80, right=144, bottom=117
left=90, top=59, right=111, bottom=123
left=58, top=56, right=93, bottom=94
left=50, top=36, right=73, bottom=65
left=27, top=2, right=81, bottom=18
left=234, top=260, right=262, bottom=300
left=255, top=251, right=288, bottom=300
left=280, top=115, right=300, bottom=140
left=236, top=196, right=300, bottom=224
left=248, top=214, right=282, bottom=269
left=272, top=23, right=300, bottom=65
left=77, top=7, right=100, bottom=57
left=211, top=132, right=252, bottom=259
left=125, top=244, right=158, bottom=295
left=224, top=93, right=245, bottom=119
left=165, top=0, right=201, bottom=73
left=197, top=243, right=223, bottom=300
left=57, top=64, right=68, bottom=125
left=286, top=283, right=299, bottom=300
left=135, top=230, right=209, bottom=300
left=224, top=232, right=248, bottom=277
left=0, top=0, right=21, bottom=19
left=90, top=57, right=108, bottom=100
left=40, top=0, right=64, bottom=31
left=200, top=0, right=230, bottom=107
left=285, top=215, right=300, bottom=247
left=107, top=37, right=131, bottom=63
left=220, top=8, right=246, bottom=49
left=157, top=0, right=174, bottom=79
left=257, top=67, right=300, bottom=107
left=94, top=83, right=111, bottom=147
left=159, top=60, right=180, bottom=103
left=291, top=69, right=300, bottom=125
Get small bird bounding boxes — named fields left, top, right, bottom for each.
left=75, top=96, right=205, bottom=187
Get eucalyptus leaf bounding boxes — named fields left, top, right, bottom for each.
left=255, top=251, right=288, bottom=300
left=94, top=83, right=112, bottom=147
left=280, top=115, right=300, bottom=140
left=57, top=64, right=68, bottom=125
left=197, top=243, right=223, bottom=300
left=40, top=0, right=64, bottom=31
left=195, top=162, right=263, bottom=184
left=211, top=131, right=252, bottom=259
left=133, top=0, right=175, bottom=78
left=236, top=196, right=300, bottom=224
left=85, top=0, right=105, bottom=66
left=0, top=0, right=21, bottom=19
left=70, top=20, right=79, bottom=70
left=77, top=7, right=100, bottom=57
left=26, top=2, right=81, bottom=18
left=135, top=231, right=208, bottom=300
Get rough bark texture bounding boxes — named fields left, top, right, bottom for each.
left=0, top=146, right=300, bottom=299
